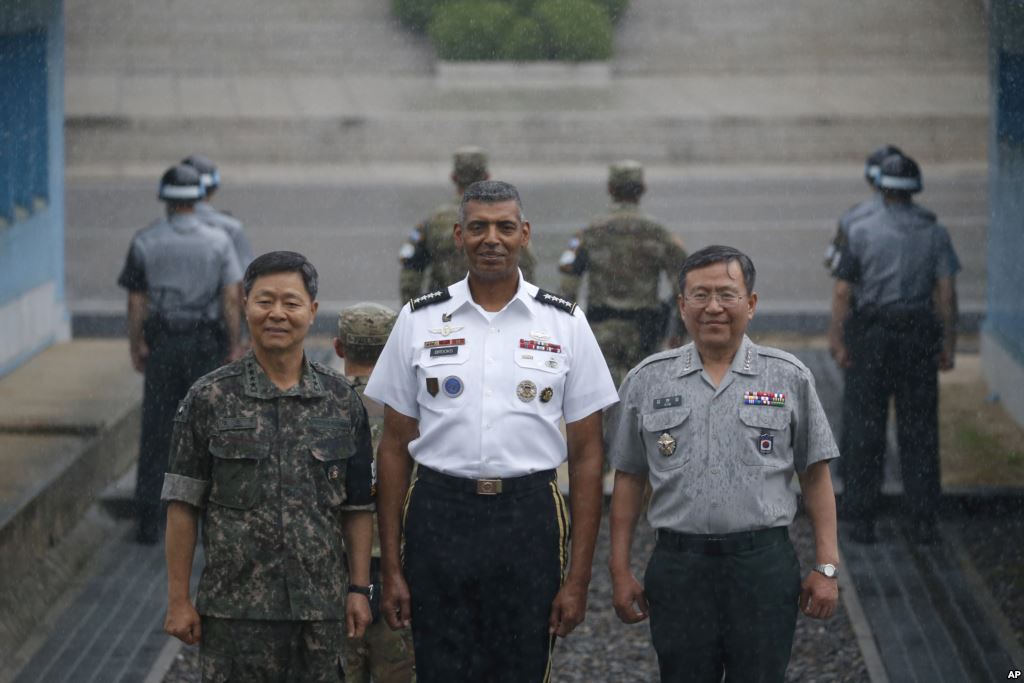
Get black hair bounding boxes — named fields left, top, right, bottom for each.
left=459, top=180, right=525, bottom=224
left=243, top=251, right=319, bottom=299
left=677, top=245, right=756, bottom=295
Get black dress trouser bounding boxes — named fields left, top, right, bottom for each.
left=136, top=321, right=224, bottom=527
left=644, top=528, right=801, bottom=683
left=841, top=310, right=943, bottom=524
left=402, top=468, right=567, bottom=683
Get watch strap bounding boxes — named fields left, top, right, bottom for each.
left=348, top=584, right=373, bottom=598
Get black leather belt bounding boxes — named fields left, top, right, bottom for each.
left=417, top=466, right=556, bottom=496
left=656, top=526, right=788, bottom=555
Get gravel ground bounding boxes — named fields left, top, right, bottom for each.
left=956, top=509, right=1024, bottom=649
left=165, top=510, right=866, bottom=682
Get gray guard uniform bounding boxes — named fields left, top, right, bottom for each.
left=606, top=336, right=838, bottom=681
left=118, top=213, right=242, bottom=534
left=834, top=202, right=960, bottom=528
left=195, top=200, right=254, bottom=270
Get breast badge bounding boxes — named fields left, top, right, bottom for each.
left=657, top=432, right=677, bottom=456
left=443, top=376, right=464, bottom=398
left=517, top=380, right=538, bottom=402
left=426, top=377, right=439, bottom=397
left=540, top=387, right=554, bottom=403
left=759, top=433, right=774, bottom=455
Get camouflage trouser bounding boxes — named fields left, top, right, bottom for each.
left=344, top=621, right=416, bottom=683
left=591, top=318, right=648, bottom=388
left=200, top=617, right=345, bottom=683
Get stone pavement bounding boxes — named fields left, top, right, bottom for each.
left=64, top=0, right=988, bottom=167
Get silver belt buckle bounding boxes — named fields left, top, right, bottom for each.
left=476, top=479, right=503, bottom=495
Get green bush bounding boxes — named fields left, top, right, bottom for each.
left=591, top=0, right=628, bottom=22
left=505, top=16, right=546, bottom=61
left=534, top=0, right=613, bottom=61
left=392, top=0, right=443, bottom=33
left=429, top=1, right=519, bottom=61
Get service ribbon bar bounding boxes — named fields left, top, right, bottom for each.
left=519, top=339, right=562, bottom=354
left=424, top=338, right=466, bottom=348
left=743, top=391, right=786, bottom=407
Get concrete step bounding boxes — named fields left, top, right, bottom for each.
left=0, top=341, right=141, bottom=670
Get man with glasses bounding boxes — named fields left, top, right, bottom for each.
left=606, top=245, right=840, bottom=682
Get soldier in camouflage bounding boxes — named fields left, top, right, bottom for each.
left=559, top=161, right=687, bottom=386
left=334, top=302, right=416, bottom=683
left=162, top=251, right=375, bottom=682
left=398, top=147, right=535, bottom=302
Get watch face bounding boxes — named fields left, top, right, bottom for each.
left=822, top=564, right=836, bottom=577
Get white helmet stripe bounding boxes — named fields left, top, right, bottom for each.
left=877, top=175, right=921, bottom=190
left=160, top=185, right=204, bottom=199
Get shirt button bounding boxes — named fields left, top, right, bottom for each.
left=711, top=502, right=720, bottom=508
left=710, top=468, right=721, bottom=475
left=485, top=389, right=492, bottom=396
left=487, top=357, right=494, bottom=363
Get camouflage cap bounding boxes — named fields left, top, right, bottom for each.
left=452, top=146, right=488, bottom=186
left=338, top=302, right=398, bottom=347
left=609, top=160, right=644, bottom=189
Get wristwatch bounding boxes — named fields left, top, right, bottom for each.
left=348, top=584, right=374, bottom=600
left=813, top=563, right=838, bottom=578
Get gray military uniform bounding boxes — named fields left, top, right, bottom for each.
left=118, top=212, right=242, bottom=538
left=606, top=335, right=839, bottom=682
left=607, top=336, right=839, bottom=534
left=195, top=200, right=254, bottom=270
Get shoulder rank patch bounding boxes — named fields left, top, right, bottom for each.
left=409, top=288, right=452, bottom=312
left=535, top=289, right=577, bottom=315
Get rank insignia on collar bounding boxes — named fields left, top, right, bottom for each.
left=442, top=312, right=453, bottom=322
left=653, top=395, right=682, bottom=410
left=743, top=391, right=785, bottom=407
left=657, top=432, right=677, bottom=456
left=759, top=433, right=774, bottom=455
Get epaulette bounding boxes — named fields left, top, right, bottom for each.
left=409, top=288, right=452, bottom=312
left=535, top=289, right=577, bottom=315
left=194, top=360, right=244, bottom=388
left=758, top=346, right=810, bottom=374
left=311, top=360, right=344, bottom=379
left=632, top=346, right=684, bottom=375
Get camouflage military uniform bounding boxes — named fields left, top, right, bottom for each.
left=560, top=162, right=687, bottom=386
left=162, top=352, right=375, bottom=681
left=399, top=147, right=535, bottom=302
left=338, top=304, right=416, bottom=683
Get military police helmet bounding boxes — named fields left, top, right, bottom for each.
left=158, top=164, right=205, bottom=203
left=181, top=154, right=220, bottom=190
left=452, top=147, right=488, bottom=187
left=864, top=144, right=903, bottom=185
left=338, top=302, right=398, bottom=347
left=877, top=154, right=922, bottom=194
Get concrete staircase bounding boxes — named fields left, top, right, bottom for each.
left=64, top=0, right=989, bottom=168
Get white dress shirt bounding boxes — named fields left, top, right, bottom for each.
left=365, top=274, right=618, bottom=478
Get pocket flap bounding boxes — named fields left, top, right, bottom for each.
left=642, top=407, right=691, bottom=432
left=309, top=417, right=351, bottom=432
left=739, top=406, right=790, bottom=431
left=209, top=436, right=269, bottom=460
left=514, top=350, right=564, bottom=374
left=309, top=436, right=356, bottom=463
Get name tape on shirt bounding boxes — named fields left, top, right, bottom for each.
left=653, top=395, right=682, bottom=410
left=430, top=346, right=459, bottom=358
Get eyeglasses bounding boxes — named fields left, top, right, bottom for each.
left=684, top=291, right=745, bottom=307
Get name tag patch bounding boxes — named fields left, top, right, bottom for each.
left=430, top=346, right=459, bottom=358
left=743, top=391, right=786, bottom=407
left=653, top=395, right=682, bottom=410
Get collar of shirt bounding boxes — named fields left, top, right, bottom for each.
left=242, top=352, right=327, bottom=399
left=676, top=335, right=762, bottom=379
left=169, top=213, right=205, bottom=233
left=444, top=270, right=532, bottom=319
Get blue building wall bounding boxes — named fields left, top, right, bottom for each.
left=0, top=0, right=67, bottom=377
left=984, top=1, right=1024, bottom=425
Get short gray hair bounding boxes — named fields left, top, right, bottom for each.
left=458, top=180, right=525, bottom=225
